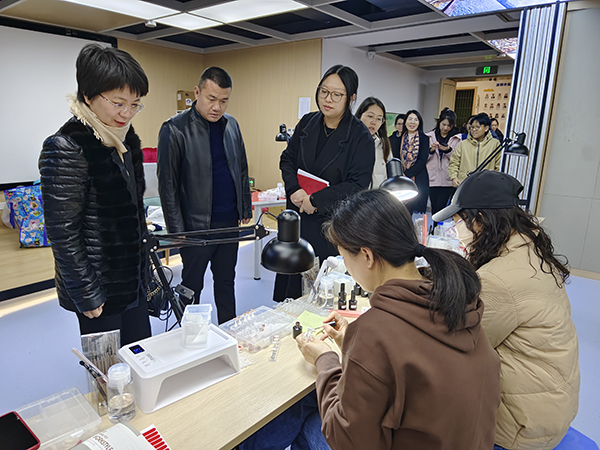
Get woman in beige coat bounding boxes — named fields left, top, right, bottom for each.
left=432, top=171, right=580, bottom=450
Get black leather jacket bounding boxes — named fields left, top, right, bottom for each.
left=39, top=118, right=147, bottom=316
left=157, top=103, right=252, bottom=233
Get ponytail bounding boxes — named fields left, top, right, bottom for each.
left=325, top=190, right=481, bottom=333
left=419, top=246, right=481, bottom=332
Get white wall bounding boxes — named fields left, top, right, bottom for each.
left=0, top=26, right=107, bottom=184
left=321, top=39, right=426, bottom=118
left=537, top=6, right=600, bottom=273
left=421, top=63, right=515, bottom=130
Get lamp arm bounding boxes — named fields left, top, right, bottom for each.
left=472, top=137, right=509, bottom=174
left=147, top=224, right=270, bottom=251
left=142, top=223, right=270, bottom=326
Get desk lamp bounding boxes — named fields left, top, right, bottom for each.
left=144, top=209, right=314, bottom=324
left=379, top=158, right=419, bottom=201
left=471, top=132, right=529, bottom=174
left=275, top=124, right=290, bottom=143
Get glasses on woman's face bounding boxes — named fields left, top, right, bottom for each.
left=100, top=94, right=144, bottom=114
left=317, top=87, right=346, bottom=103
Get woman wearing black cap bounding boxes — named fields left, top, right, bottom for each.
left=432, top=171, right=580, bottom=450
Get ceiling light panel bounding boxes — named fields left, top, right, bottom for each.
left=488, top=38, right=518, bottom=59
left=60, top=0, right=178, bottom=20
left=191, top=0, right=307, bottom=24
left=156, top=13, right=221, bottom=31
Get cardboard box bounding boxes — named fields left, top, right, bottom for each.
left=176, top=90, right=195, bottom=110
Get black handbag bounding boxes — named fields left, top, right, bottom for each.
left=146, top=265, right=173, bottom=317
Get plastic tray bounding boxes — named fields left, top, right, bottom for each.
left=17, top=387, right=101, bottom=450
left=219, top=306, right=295, bottom=353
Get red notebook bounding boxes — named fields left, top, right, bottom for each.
left=297, top=169, right=329, bottom=195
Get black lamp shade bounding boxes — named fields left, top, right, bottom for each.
left=505, top=141, right=529, bottom=157
left=261, top=210, right=315, bottom=274
left=379, top=158, right=419, bottom=201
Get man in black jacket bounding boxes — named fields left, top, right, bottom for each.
left=157, top=67, right=252, bottom=324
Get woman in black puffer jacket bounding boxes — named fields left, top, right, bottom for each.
left=39, top=44, right=151, bottom=345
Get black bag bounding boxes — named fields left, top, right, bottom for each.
left=146, top=266, right=173, bottom=317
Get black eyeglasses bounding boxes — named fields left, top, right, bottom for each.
left=317, top=87, right=346, bottom=103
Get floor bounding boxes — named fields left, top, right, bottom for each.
left=0, top=243, right=598, bottom=445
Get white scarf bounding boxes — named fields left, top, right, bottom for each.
left=68, top=94, right=131, bottom=160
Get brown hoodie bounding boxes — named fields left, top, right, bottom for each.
left=315, top=278, right=501, bottom=450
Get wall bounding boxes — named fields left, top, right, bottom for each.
left=321, top=39, right=426, bottom=119
left=203, top=39, right=322, bottom=190
left=117, top=40, right=205, bottom=149
left=117, top=39, right=322, bottom=190
left=455, top=75, right=513, bottom=130
left=421, top=63, right=514, bottom=130
left=0, top=26, right=109, bottom=184
left=537, top=5, right=600, bottom=273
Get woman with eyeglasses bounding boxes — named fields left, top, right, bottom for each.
left=356, top=97, right=392, bottom=188
left=448, top=113, right=500, bottom=188
left=275, top=65, right=375, bottom=301
left=395, top=109, right=430, bottom=214
left=433, top=171, right=579, bottom=450
left=39, top=44, right=151, bottom=345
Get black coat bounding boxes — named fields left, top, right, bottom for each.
left=393, top=131, right=430, bottom=214
left=39, top=118, right=147, bottom=316
left=280, top=110, right=375, bottom=260
left=157, top=103, right=252, bottom=233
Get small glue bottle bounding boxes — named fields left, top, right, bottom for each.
left=292, top=321, right=303, bottom=339
left=107, top=363, right=136, bottom=423
left=338, top=283, right=347, bottom=310
left=349, top=290, right=357, bottom=311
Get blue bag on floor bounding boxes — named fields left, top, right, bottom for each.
left=3, top=184, right=49, bottom=248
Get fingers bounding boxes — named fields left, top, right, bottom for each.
left=83, top=305, right=104, bottom=319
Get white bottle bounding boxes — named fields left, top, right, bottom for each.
left=276, top=182, right=285, bottom=199
left=107, top=363, right=136, bottom=423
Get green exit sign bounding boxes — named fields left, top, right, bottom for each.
left=476, top=65, right=499, bottom=75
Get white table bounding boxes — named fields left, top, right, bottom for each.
left=252, top=199, right=287, bottom=279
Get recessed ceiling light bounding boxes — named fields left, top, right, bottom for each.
left=60, top=0, right=178, bottom=20
left=155, top=13, right=221, bottom=31
left=190, top=0, right=307, bottom=24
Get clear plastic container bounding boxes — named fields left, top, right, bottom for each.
left=219, top=305, right=294, bottom=353
left=107, top=363, right=136, bottom=423
left=181, top=304, right=212, bottom=349
left=318, top=276, right=335, bottom=309
left=16, top=387, right=101, bottom=450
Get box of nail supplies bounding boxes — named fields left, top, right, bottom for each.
left=219, top=306, right=295, bottom=353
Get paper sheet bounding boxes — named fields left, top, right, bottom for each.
left=298, top=97, right=311, bottom=119
left=297, top=310, right=329, bottom=330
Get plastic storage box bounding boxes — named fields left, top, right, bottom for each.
left=220, top=305, right=295, bottom=353
left=181, top=304, right=212, bottom=349
left=17, top=387, right=101, bottom=450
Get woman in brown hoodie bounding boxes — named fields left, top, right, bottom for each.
left=241, top=189, right=501, bottom=450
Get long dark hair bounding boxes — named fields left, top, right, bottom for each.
left=324, top=190, right=481, bottom=332
left=433, top=107, right=459, bottom=137
left=355, top=97, right=392, bottom=161
left=458, top=207, right=570, bottom=287
left=401, top=109, right=424, bottom=137
left=316, top=65, right=358, bottom=114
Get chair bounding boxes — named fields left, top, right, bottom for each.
left=554, top=428, right=599, bottom=450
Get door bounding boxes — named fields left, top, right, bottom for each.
left=455, top=88, right=476, bottom=130
left=439, top=78, right=456, bottom=112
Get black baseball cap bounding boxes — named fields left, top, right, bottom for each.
left=432, top=170, right=524, bottom=222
